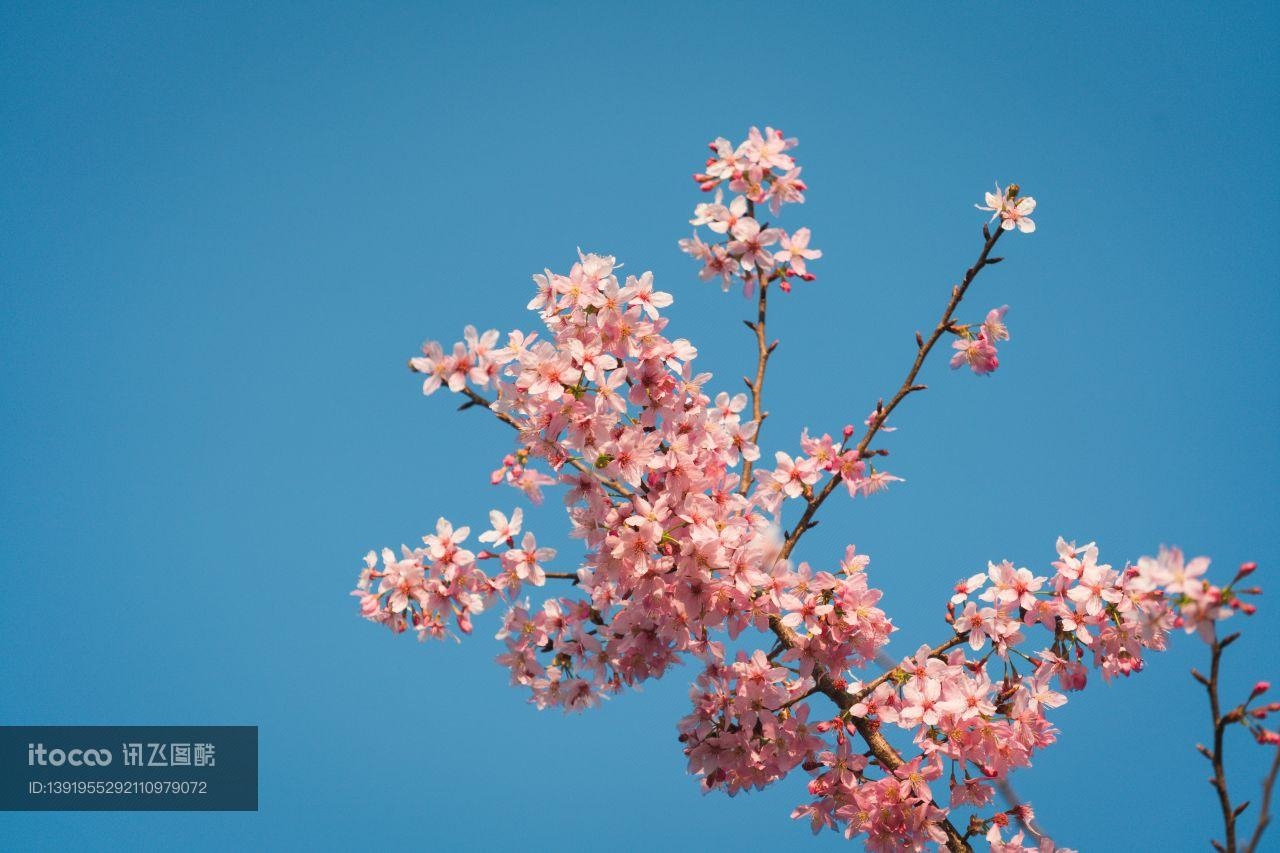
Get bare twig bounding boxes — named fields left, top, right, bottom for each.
left=1201, top=628, right=1280, bottom=853
left=1245, top=746, right=1280, bottom=853
left=1205, top=630, right=1241, bottom=852
left=739, top=269, right=774, bottom=495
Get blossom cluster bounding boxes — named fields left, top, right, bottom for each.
left=759, top=429, right=900, bottom=508
left=351, top=513, right=556, bottom=642
left=782, top=543, right=1266, bottom=849
left=373, top=241, right=922, bottom=717
left=950, top=305, right=1010, bottom=376
left=977, top=183, right=1037, bottom=234
left=680, top=126, right=820, bottom=293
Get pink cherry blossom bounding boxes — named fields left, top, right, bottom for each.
left=772, top=450, right=821, bottom=498
left=984, top=305, right=1010, bottom=341
left=977, top=182, right=1038, bottom=233
left=950, top=333, right=1000, bottom=375
left=727, top=217, right=782, bottom=272
left=478, top=508, right=523, bottom=546
left=774, top=228, right=822, bottom=278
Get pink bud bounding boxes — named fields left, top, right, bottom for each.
left=1253, top=681, right=1271, bottom=697
left=1240, top=561, right=1258, bottom=576
left=843, top=424, right=855, bottom=439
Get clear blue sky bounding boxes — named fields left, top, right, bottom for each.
left=2, top=3, right=1277, bottom=850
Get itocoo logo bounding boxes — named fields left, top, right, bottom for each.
left=27, top=743, right=113, bottom=766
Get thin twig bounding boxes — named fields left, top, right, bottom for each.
left=776, top=224, right=1005, bottom=562
left=1205, top=630, right=1240, bottom=852
left=1201, top=628, right=1280, bottom=853
left=849, top=633, right=969, bottom=704
left=739, top=268, right=774, bottom=495
left=1245, top=746, right=1280, bottom=853
left=458, top=386, right=633, bottom=500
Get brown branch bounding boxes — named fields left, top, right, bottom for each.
left=777, top=223, right=1005, bottom=563
left=768, top=616, right=972, bottom=852
left=1202, top=630, right=1280, bottom=853
left=457, top=386, right=633, bottom=500
left=1204, top=630, right=1241, bottom=852
left=1245, top=746, right=1280, bottom=853
left=758, top=223, right=1011, bottom=852
left=738, top=269, right=775, bottom=495
left=853, top=716, right=973, bottom=852
left=849, top=632, right=969, bottom=704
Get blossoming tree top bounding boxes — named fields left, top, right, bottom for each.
left=353, top=127, right=1277, bottom=853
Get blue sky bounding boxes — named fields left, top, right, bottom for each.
left=2, top=3, right=1278, bottom=850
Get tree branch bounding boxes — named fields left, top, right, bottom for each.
left=1245, top=746, right=1280, bottom=853
left=777, top=223, right=1005, bottom=563
left=739, top=268, right=775, bottom=495
left=849, top=632, right=969, bottom=704
left=768, top=615, right=973, bottom=852
left=458, top=386, right=634, bottom=500
left=759, top=223, right=1009, bottom=852
left=1205, top=630, right=1240, bottom=852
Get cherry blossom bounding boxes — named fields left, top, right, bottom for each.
left=977, top=183, right=1038, bottom=233
left=775, top=228, right=823, bottom=279
left=951, top=333, right=1000, bottom=375
left=683, top=127, right=817, bottom=293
